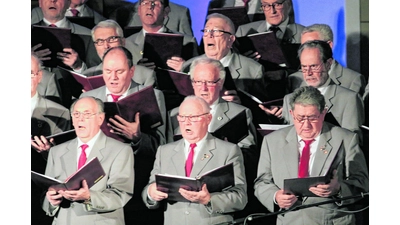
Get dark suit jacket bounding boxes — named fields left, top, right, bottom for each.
left=288, top=59, right=367, bottom=96
left=254, top=123, right=368, bottom=225
left=42, top=131, right=135, bottom=224
left=109, top=1, right=194, bottom=36
left=142, top=133, right=247, bottom=225
left=235, top=19, right=305, bottom=44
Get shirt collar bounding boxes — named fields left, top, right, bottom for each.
left=43, top=17, right=67, bottom=28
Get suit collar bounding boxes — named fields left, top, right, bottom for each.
left=171, top=133, right=216, bottom=177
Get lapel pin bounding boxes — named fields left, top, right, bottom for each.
left=320, top=145, right=328, bottom=154
left=201, top=154, right=210, bottom=161
left=217, top=116, right=222, bottom=121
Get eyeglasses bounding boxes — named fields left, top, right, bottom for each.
left=201, top=29, right=232, bottom=37
left=300, top=62, right=325, bottom=73
left=31, top=71, right=40, bottom=78
left=261, top=0, right=286, bottom=11
left=71, top=111, right=99, bottom=119
left=140, top=0, right=163, bottom=8
left=294, top=115, right=320, bottom=124
left=177, top=112, right=209, bottom=122
left=192, top=78, right=221, bottom=87
left=94, top=36, right=122, bottom=46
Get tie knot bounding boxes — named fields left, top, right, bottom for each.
left=189, top=143, right=197, bottom=150
left=81, top=144, right=89, bottom=152
left=70, top=8, right=79, bottom=17
left=49, top=24, right=57, bottom=27
left=110, top=94, right=122, bottom=102
left=269, top=26, right=280, bottom=33
left=303, top=139, right=314, bottom=146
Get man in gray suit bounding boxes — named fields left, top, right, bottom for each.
left=277, top=41, right=365, bottom=142
left=42, top=96, right=135, bottom=224
left=287, top=23, right=367, bottom=96
left=167, top=57, right=263, bottom=221
left=31, top=53, right=72, bottom=225
left=254, top=86, right=369, bottom=225
left=235, top=0, right=304, bottom=44
left=79, top=46, right=167, bottom=225
left=83, top=19, right=156, bottom=88
left=143, top=95, right=247, bottom=225
left=124, top=0, right=199, bottom=67
left=110, top=0, right=194, bottom=36
left=31, top=0, right=107, bottom=26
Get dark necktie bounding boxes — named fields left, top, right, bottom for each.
left=298, top=139, right=314, bottom=178
left=269, top=26, right=280, bottom=34
left=49, top=24, right=57, bottom=27
left=78, top=144, right=89, bottom=169
left=242, top=0, right=250, bottom=7
left=110, top=94, right=121, bottom=102
left=185, top=143, right=197, bottom=177
left=70, top=8, right=79, bottom=17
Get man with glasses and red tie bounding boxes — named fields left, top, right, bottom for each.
left=42, top=96, right=134, bottom=224
left=263, top=40, right=365, bottom=143
left=142, top=95, right=247, bottom=225
left=254, top=85, right=368, bottom=225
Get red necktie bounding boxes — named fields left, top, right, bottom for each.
left=110, top=94, right=121, bottom=102
left=49, top=24, right=57, bottom=27
left=185, top=143, right=197, bottom=177
left=243, top=0, right=250, bottom=7
left=298, top=140, right=313, bottom=178
left=70, top=8, right=79, bottom=17
left=78, top=144, right=89, bottom=169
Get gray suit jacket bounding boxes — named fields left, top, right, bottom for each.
left=38, top=69, right=62, bottom=104
left=31, top=5, right=107, bottom=25
left=109, top=1, right=194, bottom=36
left=281, top=83, right=365, bottom=142
left=80, top=81, right=167, bottom=156
left=142, top=133, right=247, bottom=225
left=125, top=27, right=199, bottom=65
left=254, top=123, right=369, bottom=225
left=42, top=131, right=135, bottom=225
left=82, top=63, right=157, bottom=87
left=288, top=59, right=367, bottom=96
left=167, top=98, right=257, bottom=150
left=235, top=20, right=305, bottom=44
left=182, top=53, right=269, bottom=101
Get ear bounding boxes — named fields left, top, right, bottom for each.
left=164, top=6, right=170, bottom=17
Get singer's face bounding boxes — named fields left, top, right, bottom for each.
left=137, top=0, right=167, bottom=27
left=102, top=48, right=134, bottom=95
left=93, top=27, right=124, bottom=59
left=178, top=99, right=211, bottom=143
left=72, top=97, right=105, bottom=143
left=192, top=63, right=222, bottom=105
left=290, top=104, right=325, bottom=140
left=261, top=0, right=288, bottom=26
left=203, top=17, right=235, bottom=60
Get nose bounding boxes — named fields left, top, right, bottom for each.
left=271, top=5, right=277, bottom=13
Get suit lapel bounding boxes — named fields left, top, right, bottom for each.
left=63, top=138, right=80, bottom=176
left=229, top=53, right=242, bottom=79
left=283, top=127, right=301, bottom=178
left=86, top=132, right=106, bottom=163
left=171, top=140, right=187, bottom=177
left=190, top=134, right=215, bottom=177
left=323, top=85, right=336, bottom=113
left=310, top=124, right=339, bottom=176
left=209, top=99, right=230, bottom=131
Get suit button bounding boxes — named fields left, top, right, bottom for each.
left=185, top=211, right=190, bottom=215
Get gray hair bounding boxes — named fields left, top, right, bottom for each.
left=206, top=13, right=235, bottom=34
left=289, top=86, right=326, bottom=113
left=180, top=95, right=211, bottom=113
left=189, top=57, right=226, bottom=81
left=91, top=19, right=124, bottom=42
left=302, top=23, right=333, bottom=43
left=71, top=96, right=105, bottom=113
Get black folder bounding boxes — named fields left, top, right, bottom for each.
left=67, top=17, right=95, bottom=29
left=143, top=33, right=184, bottom=69
left=124, top=26, right=142, bottom=37
left=207, top=6, right=250, bottom=31
left=31, top=25, right=72, bottom=68
left=156, top=163, right=234, bottom=202
left=102, top=86, right=163, bottom=141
